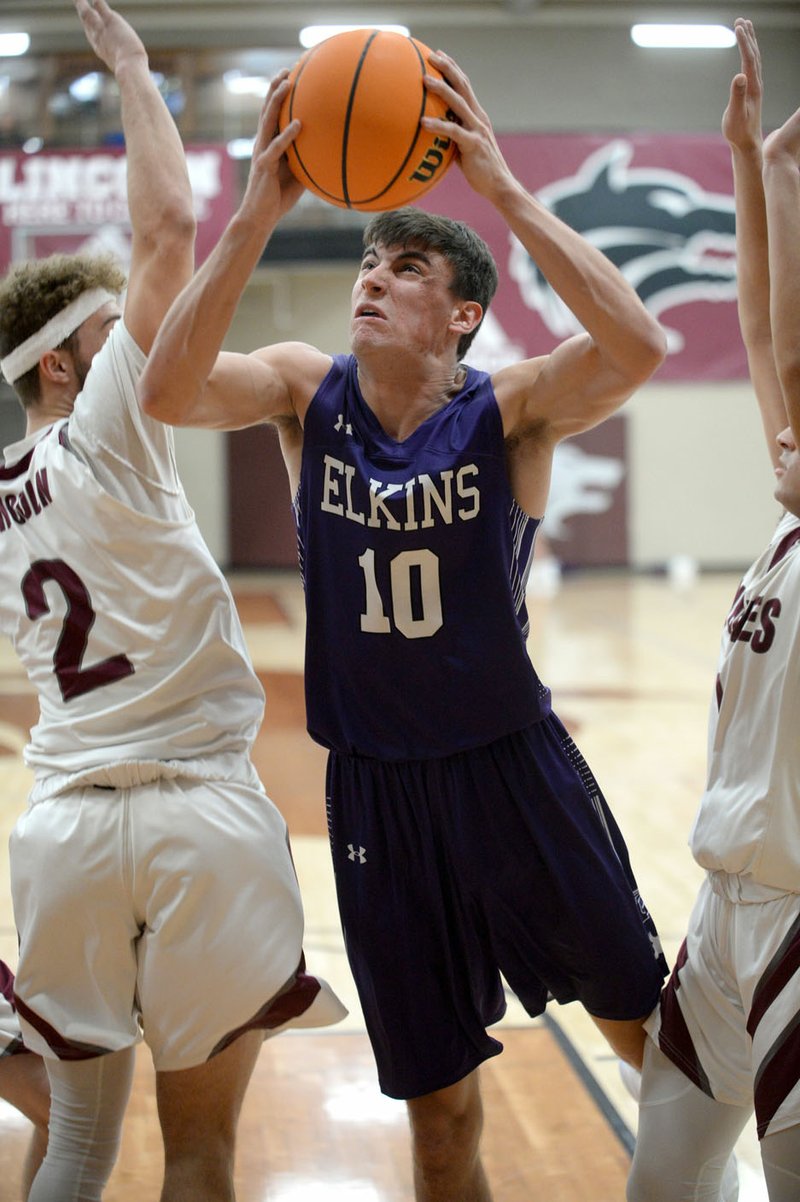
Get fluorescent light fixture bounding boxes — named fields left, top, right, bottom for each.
left=69, top=72, right=102, bottom=102
left=0, top=32, right=30, bottom=57
left=223, top=69, right=270, bottom=97
left=631, top=24, right=736, bottom=49
left=300, top=24, right=410, bottom=49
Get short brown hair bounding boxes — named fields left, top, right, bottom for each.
left=0, top=253, right=126, bottom=407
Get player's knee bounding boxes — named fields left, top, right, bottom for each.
left=627, top=1155, right=671, bottom=1202
left=592, top=1015, right=648, bottom=1070
left=407, top=1079, right=484, bottom=1172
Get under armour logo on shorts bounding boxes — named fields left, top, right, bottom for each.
left=347, top=843, right=366, bottom=864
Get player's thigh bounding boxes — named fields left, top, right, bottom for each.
left=0, top=1052, right=50, bottom=1128
left=10, top=792, right=140, bottom=1055
left=592, top=1015, right=647, bottom=1069
left=135, top=777, right=306, bottom=1069
left=28, top=1050, right=136, bottom=1202
left=628, top=1040, right=751, bottom=1202
left=326, top=752, right=505, bottom=1098
left=156, top=1028, right=263, bottom=1156
left=761, top=1124, right=800, bottom=1202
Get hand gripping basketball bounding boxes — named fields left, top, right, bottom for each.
left=278, top=29, right=456, bottom=211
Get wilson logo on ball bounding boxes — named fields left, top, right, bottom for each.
left=279, top=29, right=456, bottom=211
left=409, top=133, right=453, bottom=184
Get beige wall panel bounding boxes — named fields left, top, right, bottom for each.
left=627, top=382, right=781, bottom=570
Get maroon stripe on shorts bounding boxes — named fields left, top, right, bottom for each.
left=209, top=954, right=322, bottom=1060
left=754, top=1013, right=800, bottom=1138
left=14, top=992, right=110, bottom=1060
left=747, top=909, right=800, bottom=1039
left=656, top=940, right=714, bottom=1098
left=0, top=960, right=14, bottom=1004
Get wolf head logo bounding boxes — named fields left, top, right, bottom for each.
left=509, top=140, right=736, bottom=353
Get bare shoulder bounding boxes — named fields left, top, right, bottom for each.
left=250, top=341, right=332, bottom=412
left=491, top=356, right=549, bottom=440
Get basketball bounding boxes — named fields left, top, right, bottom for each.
left=278, top=29, right=456, bottom=212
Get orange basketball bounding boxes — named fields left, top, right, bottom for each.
left=278, top=29, right=456, bottom=212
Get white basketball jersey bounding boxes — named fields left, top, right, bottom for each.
left=0, top=321, right=264, bottom=799
left=690, top=510, right=800, bottom=890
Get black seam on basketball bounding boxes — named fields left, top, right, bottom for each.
left=349, top=38, right=435, bottom=207
left=341, top=32, right=379, bottom=208
left=287, top=44, right=369, bottom=204
left=285, top=44, right=333, bottom=196
left=287, top=33, right=449, bottom=208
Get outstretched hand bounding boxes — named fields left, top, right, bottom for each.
left=722, top=18, right=763, bottom=153
left=764, top=105, right=800, bottom=166
left=239, top=72, right=305, bottom=224
left=73, top=0, right=147, bottom=75
left=421, top=51, right=514, bottom=201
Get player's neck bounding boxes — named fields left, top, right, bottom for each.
left=26, top=392, right=74, bottom=437
left=356, top=358, right=465, bottom=442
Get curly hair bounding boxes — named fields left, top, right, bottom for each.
left=362, top=209, right=499, bottom=359
left=0, top=254, right=126, bottom=407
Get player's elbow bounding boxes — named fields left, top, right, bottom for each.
left=166, top=204, right=198, bottom=246
left=144, top=207, right=197, bottom=261
left=138, top=379, right=166, bottom=422
left=776, top=355, right=800, bottom=407
left=156, top=173, right=198, bottom=240
left=138, top=370, right=184, bottom=426
left=628, top=319, right=668, bottom=385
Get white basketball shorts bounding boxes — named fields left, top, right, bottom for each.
left=10, top=767, right=345, bottom=1070
left=646, top=871, right=800, bottom=1139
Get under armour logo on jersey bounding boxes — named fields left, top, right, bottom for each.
left=649, top=932, right=664, bottom=961
left=334, top=413, right=353, bottom=436
left=347, top=843, right=367, bottom=864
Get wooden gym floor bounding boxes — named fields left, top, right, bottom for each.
left=0, top=567, right=770, bottom=1200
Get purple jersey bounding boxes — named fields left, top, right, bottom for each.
left=295, top=354, right=551, bottom=759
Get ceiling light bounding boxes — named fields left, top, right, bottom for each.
left=69, top=72, right=102, bottom=103
left=631, top=24, right=736, bottom=49
left=223, top=70, right=270, bottom=97
left=0, top=33, right=30, bottom=57
left=69, top=72, right=102, bottom=102
left=299, top=24, right=410, bottom=49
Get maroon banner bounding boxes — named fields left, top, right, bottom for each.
left=0, top=144, right=235, bottom=272
left=421, top=133, right=742, bottom=381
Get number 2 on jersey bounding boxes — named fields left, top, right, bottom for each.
left=358, top=547, right=443, bottom=639
left=22, top=558, right=135, bottom=701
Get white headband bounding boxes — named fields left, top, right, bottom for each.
left=0, top=287, right=116, bottom=384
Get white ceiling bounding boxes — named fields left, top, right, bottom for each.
left=3, top=1, right=799, bottom=55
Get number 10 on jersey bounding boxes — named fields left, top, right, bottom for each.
left=357, top=548, right=443, bottom=640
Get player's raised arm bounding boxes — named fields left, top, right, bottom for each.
left=74, top=0, right=195, bottom=353
left=723, top=18, right=787, bottom=467
left=763, top=103, right=800, bottom=447
left=138, top=72, right=326, bottom=431
left=422, top=51, right=667, bottom=443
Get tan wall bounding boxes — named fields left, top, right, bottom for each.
left=627, top=381, right=780, bottom=569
